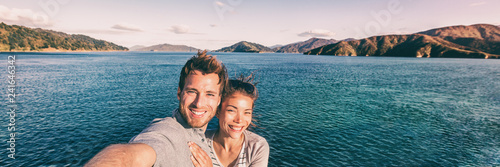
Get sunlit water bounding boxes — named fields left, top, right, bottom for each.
left=0, top=52, right=499, bottom=166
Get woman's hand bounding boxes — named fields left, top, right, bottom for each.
left=188, top=141, right=213, bottom=167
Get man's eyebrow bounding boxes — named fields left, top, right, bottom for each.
left=184, top=87, right=198, bottom=91
left=206, top=90, right=218, bottom=94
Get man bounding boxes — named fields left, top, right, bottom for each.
left=85, top=51, right=227, bottom=167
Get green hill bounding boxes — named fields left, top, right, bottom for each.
left=274, top=38, right=338, bottom=53
left=417, top=24, right=500, bottom=55
left=0, top=22, right=128, bottom=52
left=215, top=41, right=273, bottom=53
left=305, top=24, right=500, bottom=59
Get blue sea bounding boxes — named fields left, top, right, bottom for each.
left=0, top=52, right=499, bottom=166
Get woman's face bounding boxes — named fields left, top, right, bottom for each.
left=217, top=92, right=253, bottom=139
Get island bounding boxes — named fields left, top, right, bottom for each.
left=0, top=22, right=128, bottom=52
left=304, top=24, right=500, bottom=59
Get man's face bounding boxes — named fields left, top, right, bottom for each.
left=177, top=70, right=221, bottom=129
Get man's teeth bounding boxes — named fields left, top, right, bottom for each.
left=230, top=126, right=242, bottom=131
left=191, top=110, right=205, bottom=115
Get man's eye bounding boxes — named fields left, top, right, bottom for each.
left=187, top=90, right=196, bottom=94
left=207, top=94, right=215, bottom=97
left=245, top=112, right=252, bottom=115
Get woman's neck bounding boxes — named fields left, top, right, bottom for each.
left=213, top=130, right=245, bottom=167
left=214, top=130, right=245, bottom=151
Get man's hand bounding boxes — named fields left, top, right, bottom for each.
left=188, top=141, right=213, bottom=167
left=84, top=143, right=156, bottom=167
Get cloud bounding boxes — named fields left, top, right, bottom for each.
left=69, top=29, right=128, bottom=35
left=215, top=1, right=226, bottom=7
left=298, top=29, right=336, bottom=37
left=111, top=23, right=143, bottom=32
left=0, top=5, right=53, bottom=27
left=210, top=24, right=217, bottom=27
left=469, top=2, right=486, bottom=6
left=169, top=24, right=191, bottom=34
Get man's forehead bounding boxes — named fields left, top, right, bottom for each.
left=185, top=72, right=221, bottom=88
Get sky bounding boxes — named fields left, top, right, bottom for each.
left=0, top=0, right=499, bottom=50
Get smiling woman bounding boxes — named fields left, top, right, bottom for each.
left=190, top=74, right=269, bottom=167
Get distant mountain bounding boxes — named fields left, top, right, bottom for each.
left=418, top=24, right=500, bottom=41
left=134, top=43, right=200, bottom=52
left=129, top=45, right=146, bottom=51
left=0, top=22, right=128, bottom=51
left=341, top=38, right=357, bottom=42
left=305, top=24, right=500, bottom=59
left=269, top=44, right=284, bottom=49
left=215, top=41, right=273, bottom=53
left=417, top=24, right=500, bottom=55
left=274, top=38, right=338, bottom=53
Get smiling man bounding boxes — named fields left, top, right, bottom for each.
left=85, top=51, right=227, bottom=167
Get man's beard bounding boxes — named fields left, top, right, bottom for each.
left=178, top=103, right=214, bottom=128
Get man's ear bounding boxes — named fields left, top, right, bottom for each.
left=177, top=87, right=181, bottom=100
left=217, top=96, right=221, bottom=106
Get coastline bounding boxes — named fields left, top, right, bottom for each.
left=1, top=49, right=129, bottom=53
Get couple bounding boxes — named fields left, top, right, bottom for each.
left=85, top=51, right=269, bottom=167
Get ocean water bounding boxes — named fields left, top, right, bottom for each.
left=0, top=52, right=499, bottom=166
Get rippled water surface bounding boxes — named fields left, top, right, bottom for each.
left=1, top=52, right=499, bottom=166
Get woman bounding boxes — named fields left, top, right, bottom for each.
left=189, top=75, right=270, bottom=167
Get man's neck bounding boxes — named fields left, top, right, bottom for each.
left=173, top=108, right=208, bottom=132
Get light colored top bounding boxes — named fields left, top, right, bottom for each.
left=206, top=129, right=270, bottom=167
left=129, top=109, right=213, bottom=167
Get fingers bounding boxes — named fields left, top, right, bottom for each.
left=188, top=141, right=212, bottom=167
left=189, top=142, right=201, bottom=167
left=191, top=155, right=200, bottom=167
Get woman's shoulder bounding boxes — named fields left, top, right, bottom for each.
left=243, top=130, right=270, bottom=165
left=244, top=130, right=269, bottom=147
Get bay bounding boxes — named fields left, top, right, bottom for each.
left=0, top=52, right=499, bottom=166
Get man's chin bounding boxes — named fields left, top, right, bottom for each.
left=186, top=117, right=209, bottom=128
left=188, top=121, right=207, bottom=128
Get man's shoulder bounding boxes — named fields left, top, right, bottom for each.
left=129, top=116, right=187, bottom=144
left=129, top=116, right=195, bottom=167
left=142, top=117, right=184, bottom=133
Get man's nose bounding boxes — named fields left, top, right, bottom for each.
left=193, top=93, right=206, bottom=108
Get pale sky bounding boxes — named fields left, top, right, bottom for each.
left=0, top=0, right=499, bottom=50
